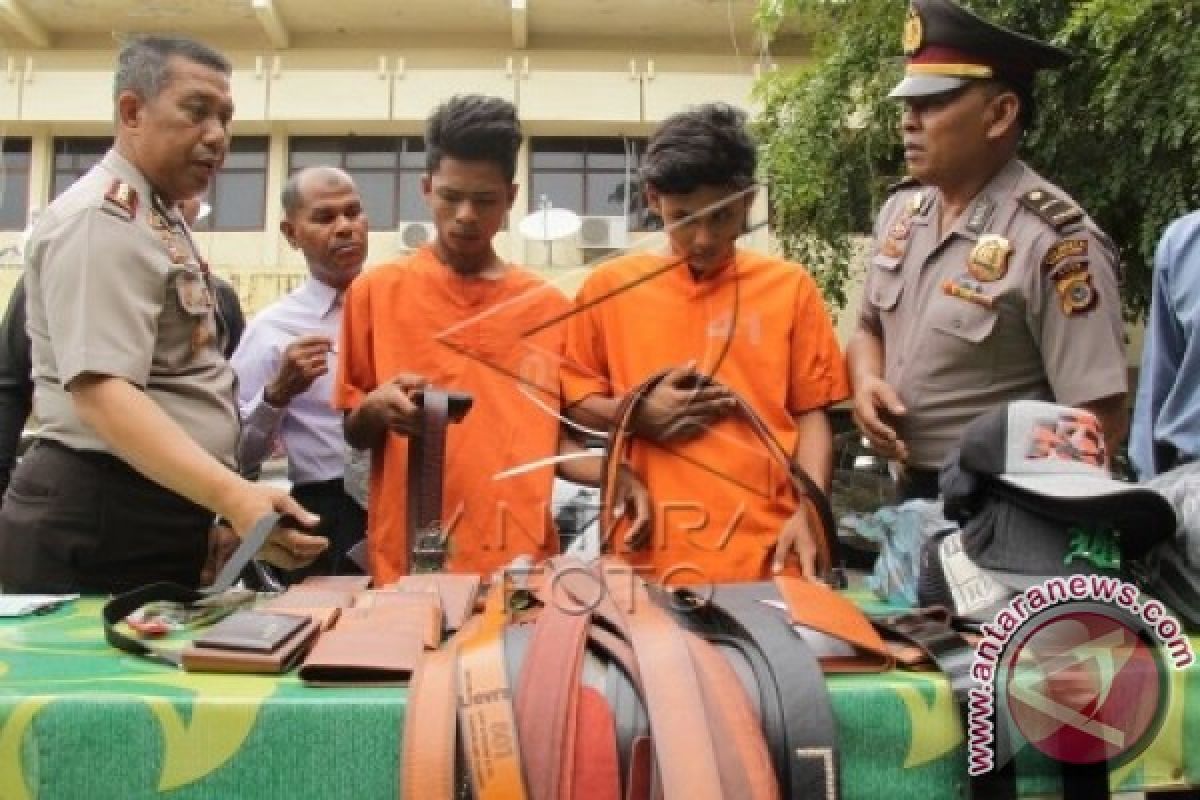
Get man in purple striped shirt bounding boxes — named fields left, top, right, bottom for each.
left=231, top=166, right=368, bottom=578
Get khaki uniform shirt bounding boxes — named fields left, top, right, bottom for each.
left=859, top=158, right=1126, bottom=469
left=26, top=149, right=238, bottom=467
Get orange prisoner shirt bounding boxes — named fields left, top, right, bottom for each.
left=562, top=250, right=849, bottom=583
left=335, top=248, right=570, bottom=584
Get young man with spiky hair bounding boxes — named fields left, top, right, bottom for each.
left=563, top=103, right=848, bottom=583
left=337, top=95, right=643, bottom=582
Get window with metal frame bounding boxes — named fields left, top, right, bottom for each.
left=192, top=137, right=269, bottom=231
left=0, top=137, right=32, bottom=231
left=529, top=137, right=658, bottom=232
left=288, top=136, right=430, bottom=227
left=51, top=137, right=110, bottom=200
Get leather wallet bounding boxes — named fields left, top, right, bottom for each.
left=298, top=603, right=434, bottom=686
left=391, top=573, right=481, bottom=633
left=353, top=590, right=442, bottom=649
left=296, top=575, right=372, bottom=591
left=182, top=613, right=319, bottom=674
left=773, top=576, right=895, bottom=673
left=191, top=610, right=308, bottom=653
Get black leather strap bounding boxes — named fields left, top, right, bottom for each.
left=873, top=608, right=1018, bottom=800
left=669, top=582, right=840, bottom=800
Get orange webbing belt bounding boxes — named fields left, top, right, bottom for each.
left=600, top=370, right=841, bottom=582
left=400, top=621, right=472, bottom=799
left=456, top=580, right=528, bottom=800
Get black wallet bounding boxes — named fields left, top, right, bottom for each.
left=191, top=610, right=309, bottom=653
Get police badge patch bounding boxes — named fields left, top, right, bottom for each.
left=1056, top=271, right=1097, bottom=315
left=967, top=234, right=1011, bottom=282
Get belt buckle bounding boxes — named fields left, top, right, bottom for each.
left=411, top=523, right=448, bottom=574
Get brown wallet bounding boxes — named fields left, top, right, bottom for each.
left=298, top=595, right=440, bottom=686
left=181, top=611, right=320, bottom=674
left=390, top=573, right=481, bottom=633
left=773, top=576, right=895, bottom=673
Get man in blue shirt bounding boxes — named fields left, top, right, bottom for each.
left=1131, top=210, right=1200, bottom=479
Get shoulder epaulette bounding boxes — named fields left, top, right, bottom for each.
left=1018, top=188, right=1084, bottom=231
left=102, top=180, right=139, bottom=221
left=887, top=176, right=921, bottom=194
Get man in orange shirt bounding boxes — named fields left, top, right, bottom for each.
left=336, top=95, right=641, bottom=583
left=563, top=104, right=849, bottom=583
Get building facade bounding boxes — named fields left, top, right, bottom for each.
left=0, top=0, right=809, bottom=312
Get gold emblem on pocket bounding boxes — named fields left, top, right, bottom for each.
left=967, top=235, right=1011, bottom=283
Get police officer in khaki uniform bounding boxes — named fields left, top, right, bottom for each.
left=0, top=36, right=326, bottom=593
left=847, top=0, right=1128, bottom=501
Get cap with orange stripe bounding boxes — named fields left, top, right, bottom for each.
left=890, top=0, right=1071, bottom=99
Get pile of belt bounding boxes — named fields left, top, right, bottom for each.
left=401, top=557, right=842, bottom=800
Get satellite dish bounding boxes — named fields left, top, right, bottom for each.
left=519, top=207, right=582, bottom=242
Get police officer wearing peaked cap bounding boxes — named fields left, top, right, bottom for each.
left=889, top=0, right=1071, bottom=100
left=847, top=0, right=1129, bottom=502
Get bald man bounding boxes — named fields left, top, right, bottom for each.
left=231, top=167, right=369, bottom=578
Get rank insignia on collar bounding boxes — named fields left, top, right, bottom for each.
left=967, top=234, right=1011, bottom=282
left=104, top=180, right=139, bottom=220
left=965, top=197, right=996, bottom=236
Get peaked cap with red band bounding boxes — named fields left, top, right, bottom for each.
left=890, top=0, right=1072, bottom=99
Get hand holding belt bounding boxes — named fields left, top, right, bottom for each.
left=601, top=369, right=843, bottom=584
left=407, top=389, right=472, bottom=573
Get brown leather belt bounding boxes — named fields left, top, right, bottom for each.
left=600, top=562, right=779, bottom=800
left=601, top=369, right=843, bottom=585
left=514, top=559, right=622, bottom=800
left=407, top=390, right=450, bottom=572
left=401, top=621, right=470, bottom=799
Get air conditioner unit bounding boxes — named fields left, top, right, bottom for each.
left=397, top=221, right=436, bottom=251
left=578, top=215, right=628, bottom=250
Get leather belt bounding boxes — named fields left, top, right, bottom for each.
left=672, top=582, right=840, bottom=800
left=514, top=573, right=595, bottom=800
left=601, top=369, right=844, bottom=585
left=872, top=608, right=1021, bottom=800
left=456, top=580, right=528, bottom=799
left=408, top=390, right=451, bottom=572
left=401, top=620, right=471, bottom=799
left=600, top=563, right=779, bottom=800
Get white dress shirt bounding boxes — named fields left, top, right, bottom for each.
left=231, top=278, right=346, bottom=484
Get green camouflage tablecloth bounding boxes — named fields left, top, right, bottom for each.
left=1, top=596, right=1196, bottom=799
